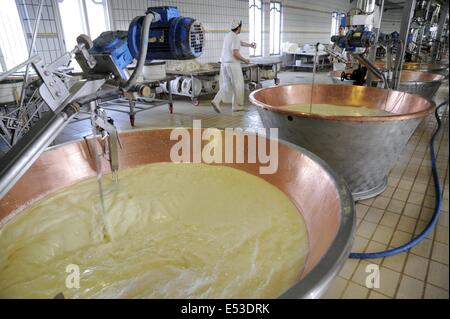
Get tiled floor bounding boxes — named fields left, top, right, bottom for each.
left=53, top=70, right=449, bottom=299
left=322, top=84, right=449, bottom=299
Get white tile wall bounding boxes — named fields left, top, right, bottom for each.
left=380, top=9, right=403, bottom=34
left=10, top=0, right=380, bottom=65
left=16, top=0, right=65, bottom=64
left=281, top=0, right=350, bottom=46
left=108, top=0, right=249, bottom=63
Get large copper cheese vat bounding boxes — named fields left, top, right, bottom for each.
left=250, top=84, right=435, bottom=200
left=0, top=128, right=355, bottom=299
left=329, top=69, right=445, bottom=100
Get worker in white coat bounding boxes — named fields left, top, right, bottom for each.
left=211, top=20, right=256, bottom=113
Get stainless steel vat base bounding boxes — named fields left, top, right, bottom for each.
left=353, top=176, right=387, bottom=201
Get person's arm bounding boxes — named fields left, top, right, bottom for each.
left=240, top=41, right=256, bottom=49
left=232, top=49, right=250, bottom=64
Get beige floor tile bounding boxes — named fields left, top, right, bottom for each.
left=431, top=241, right=449, bottom=265
left=398, top=180, right=414, bottom=191
left=352, top=235, right=370, bottom=252
left=423, top=195, right=436, bottom=208
left=390, top=230, right=412, bottom=247
left=372, top=197, right=390, bottom=210
left=404, top=254, right=429, bottom=281
left=358, top=197, right=375, bottom=206
left=403, top=203, right=422, bottom=219
left=387, top=199, right=405, bottom=214
left=321, top=276, right=348, bottom=299
left=396, top=275, right=425, bottom=299
left=415, top=220, right=435, bottom=239
left=435, top=225, right=449, bottom=245
left=380, top=212, right=401, bottom=228
left=410, top=238, right=433, bottom=258
left=365, top=240, right=387, bottom=255
left=407, top=192, right=425, bottom=205
left=381, top=186, right=395, bottom=198
left=372, top=225, right=395, bottom=245
left=412, top=182, right=428, bottom=194
left=373, top=266, right=402, bottom=297
left=427, top=261, right=449, bottom=290
left=355, top=203, right=370, bottom=219
left=442, top=199, right=449, bottom=213
left=364, top=207, right=385, bottom=224
left=438, top=212, right=449, bottom=227
left=368, top=291, right=390, bottom=299
left=351, top=261, right=373, bottom=286
left=396, top=216, right=417, bottom=234
left=356, top=218, right=362, bottom=228
left=339, top=258, right=360, bottom=280
left=356, top=221, right=378, bottom=239
left=393, top=188, right=410, bottom=201
left=341, top=282, right=370, bottom=299
left=424, top=284, right=449, bottom=299
left=387, top=177, right=400, bottom=187
left=382, top=251, right=408, bottom=272
left=419, top=207, right=434, bottom=221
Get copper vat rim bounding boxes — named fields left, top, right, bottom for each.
left=249, top=83, right=435, bottom=122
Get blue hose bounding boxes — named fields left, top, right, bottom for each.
left=350, top=100, right=449, bottom=259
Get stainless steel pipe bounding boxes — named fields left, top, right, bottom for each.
left=0, top=104, right=79, bottom=199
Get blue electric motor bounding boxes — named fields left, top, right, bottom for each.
left=331, top=28, right=376, bottom=51
left=89, top=31, right=133, bottom=79
left=128, top=6, right=204, bottom=62
left=75, top=6, right=204, bottom=80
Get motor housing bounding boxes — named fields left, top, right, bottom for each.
left=128, top=6, right=204, bottom=62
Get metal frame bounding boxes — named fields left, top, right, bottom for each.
left=269, top=1, right=282, bottom=56
left=432, top=0, right=449, bottom=60
left=97, top=77, right=175, bottom=126
left=392, top=0, right=417, bottom=90
left=249, top=0, right=264, bottom=57
left=166, top=62, right=281, bottom=104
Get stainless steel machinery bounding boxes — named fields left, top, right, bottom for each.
left=0, top=6, right=205, bottom=199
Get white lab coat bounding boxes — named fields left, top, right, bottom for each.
left=213, top=62, right=244, bottom=108
left=213, top=31, right=245, bottom=109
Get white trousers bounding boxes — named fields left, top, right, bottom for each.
left=213, top=62, right=244, bottom=109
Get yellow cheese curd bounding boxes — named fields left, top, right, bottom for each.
left=278, top=103, right=392, bottom=116
left=0, top=163, right=308, bottom=299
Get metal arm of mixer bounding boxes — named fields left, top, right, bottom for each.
left=93, top=108, right=121, bottom=180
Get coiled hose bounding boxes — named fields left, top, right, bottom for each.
left=350, top=100, right=449, bottom=259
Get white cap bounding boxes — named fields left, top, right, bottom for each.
left=231, top=19, right=242, bottom=30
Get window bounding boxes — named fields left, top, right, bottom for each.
left=57, top=0, right=110, bottom=51
left=0, top=0, right=29, bottom=71
left=331, top=12, right=339, bottom=37
left=249, top=0, right=263, bottom=57
left=331, top=12, right=346, bottom=38
left=269, top=2, right=281, bottom=55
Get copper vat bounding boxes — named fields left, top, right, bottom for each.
left=0, top=128, right=355, bottom=299
left=329, top=69, right=445, bottom=100
left=250, top=84, right=435, bottom=200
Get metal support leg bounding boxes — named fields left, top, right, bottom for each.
left=392, top=0, right=417, bottom=90
left=415, top=0, right=432, bottom=60
left=129, top=99, right=136, bottom=126
left=168, top=79, right=174, bottom=114
left=367, top=0, right=384, bottom=87
left=432, top=0, right=449, bottom=60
